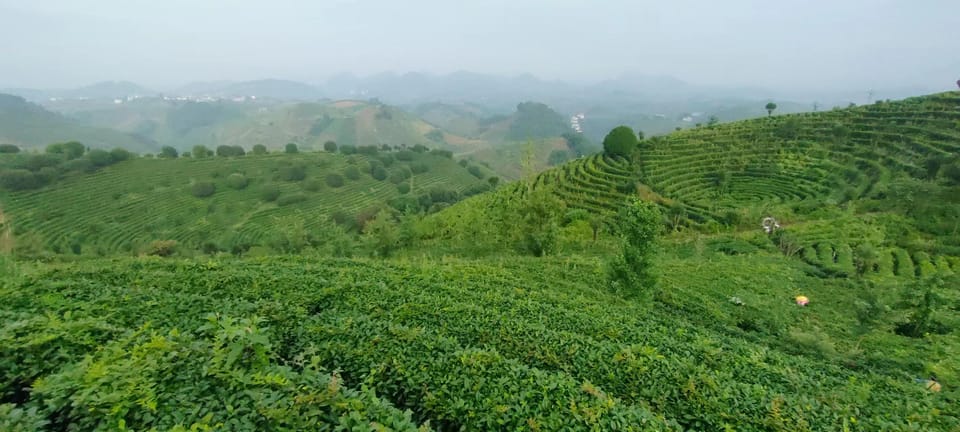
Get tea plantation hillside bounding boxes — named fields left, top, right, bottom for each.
left=2, top=253, right=957, bottom=430
left=638, top=92, right=960, bottom=212
left=2, top=93, right=959, bottom=431
left=0, top=149, right=493, bottom=257
left=430, top=92, right=960, bottom=270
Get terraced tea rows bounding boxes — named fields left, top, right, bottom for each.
left=640, top=92, right=960, bottom=212
left=0, top=152, right=486, bottom=255
left=2, top=256, right=955, bottom=430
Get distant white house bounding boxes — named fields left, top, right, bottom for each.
left=570, top=113, right=586, bottom=133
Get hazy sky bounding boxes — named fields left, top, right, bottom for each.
left=1, top=0, right=958, bottom=91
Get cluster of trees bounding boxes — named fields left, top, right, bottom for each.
left=0, top=142, right=131, bottom=191
left=506, top=102, right=571, bottom=140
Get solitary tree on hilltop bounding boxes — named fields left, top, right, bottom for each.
left=602, top=126, right=638, bottom=158
left=765, top=102, right=778, bottom=116
left=956, top=79, right=960, bottom=90
left=160, top=146, right=178, bottom=159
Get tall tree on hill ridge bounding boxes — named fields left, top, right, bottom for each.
left=765, top=102, right=778, bottom=116
left=602, top=126, right=638, bottom=158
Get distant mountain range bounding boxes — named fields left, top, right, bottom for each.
left=3, top=71, right=950, bottom=150
left=0, top=94, right=158, bottom=152
left=5, top=72, right=949, bottom=108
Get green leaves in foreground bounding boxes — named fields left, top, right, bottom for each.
left=23, top=315, right=424, bottom=432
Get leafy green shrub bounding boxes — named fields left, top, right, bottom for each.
left=507, top=187, right=565, bottom=257
left=389, top=166, right=413, bottom=184
left=87, top=149, right=114, bottom=167
left=226, top=173, right=249, bottom=190
left=396, top=182, right=411, bottom=195
left=62, top=158, right=94, bottom=173
left=191, top=181, right=216, bottom=198
left=363, top=210, right=400, bottom=257
left=467, top=165, right=484, bottom=179
left=326, top=173, right=345, bottom=188
left=277, top=193, right=307, bottom=207
left=0, top=169, right=45, bottom=191
left=371, top=165, right=388, bottom=181
left=548, top=149, right=570, bottom=166
left=431, top=149, right=453, bottom=159
left=0, top=403, right=47, bottom=431
left=192, top=145, right=211, bottom=158
left=344, top=165, right=361, bottom=180
left=323, top=140, right=337, bottom=152
left=0, top=144, right=20, bottom=153
left=563, top=209, right=590, bottom=225
left=462, top=183, right=491, bottom=197
left=302, top=179, right=324, bottom=192
left=144, top=239, right=178, bottom=257
left=411, top=144, right=428, bottom=153
left=30, top=315, right=424, bottom=431
left=378, top=154, right=395, bottom=167
left=410, top=162, right=429, bottom=174
left=46, top=141, right=86, bottom=159
left=216, top=145, right=245, bottom=157
left=707, top=238, right=759, bottom=255
left=609, top=198, right=661, bottom=296
left=278, top=164, right=307, bottom=181
left=159, top=146, right=178, bottom=158
left=260, top=185, right=281, bottom=202
left=339, top=145, right=357, bottom=155
left=108, top=149, right=132, bottom=163
left=252, top=144, right=268, bottom=155
left=358, top=145, right=379, bottom=156
left=602, top=126, right=638, bottom=158
left=285, top=143, right=299, bottom=153
left=395, top=150, right=414, bottom=161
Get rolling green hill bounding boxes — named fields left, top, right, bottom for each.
left=55, top=98, right=452, bottom=154
left=429, top=92, right=960, bottom=271
left=0, top=149, right=490, bottom=257
left=55, top=98, right=582, bottom=178
left=0, top=94, right=158, bottom=153
left=2, top=93, right=959, bottom=431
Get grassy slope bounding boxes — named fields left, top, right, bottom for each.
left=0, top=151, right=485, bottom=255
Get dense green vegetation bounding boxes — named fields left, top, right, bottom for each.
left=1, top=92, right=959, bottom=430
left=0, top=147, right=490, bottom=257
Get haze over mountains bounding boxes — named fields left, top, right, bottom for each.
left=6, top=70, right=950, bottom=157
left=6, top=71, right=948, bottom=106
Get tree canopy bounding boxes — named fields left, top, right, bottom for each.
left=602, top=126, right=638, bottom=158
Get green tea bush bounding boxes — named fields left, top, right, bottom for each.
left=190, top=181, right=216, bottom=198
left=277, top=193, right=307, bottom=207
left=344, top=165, right=361, bottom=180
left=260, top=185, right=281, bottom=202
left=226, top=173, right=249, bottom=190
left=326, top=173, right=345, bottom=188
